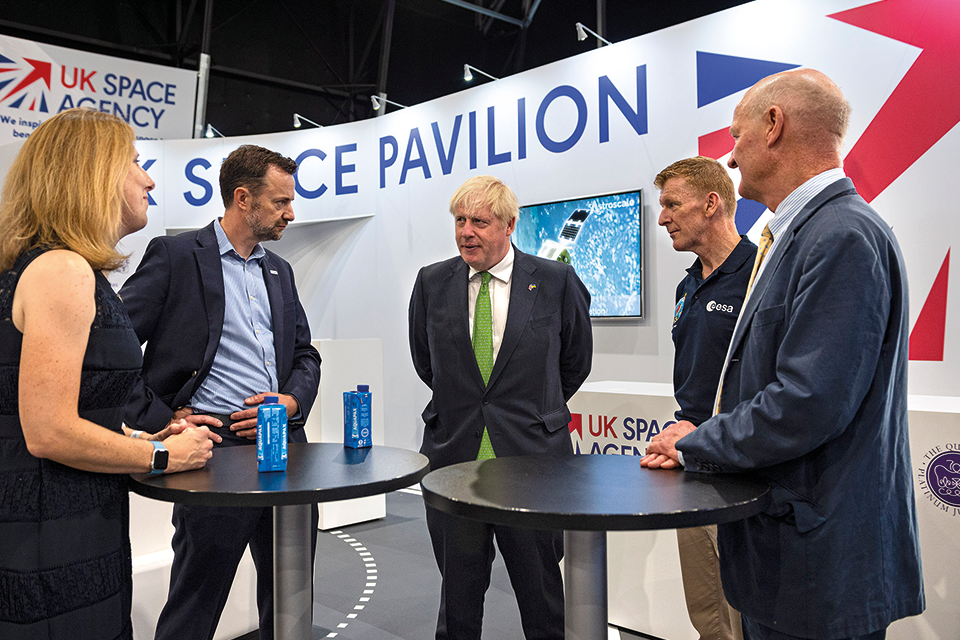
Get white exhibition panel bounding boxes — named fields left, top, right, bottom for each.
left=902, top=398, right=960, bottom=640
left=569, top=384, right=960, bottom=639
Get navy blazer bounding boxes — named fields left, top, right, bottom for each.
left=408, top=247, right=593, bottom=471
left=120, top=221, right=321, bottom=433
left=677, top=179, right=924, bottom=637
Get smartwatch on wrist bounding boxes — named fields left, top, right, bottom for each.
left=149, top=441, right=169, bottom=475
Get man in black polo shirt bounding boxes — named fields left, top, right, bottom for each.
left=655, top=156, right=757, bottom=640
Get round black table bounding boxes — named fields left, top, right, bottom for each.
left=130, top=443, right=429, bottom=640
left=421, top=454, right=770, bottom=640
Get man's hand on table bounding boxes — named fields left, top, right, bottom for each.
left=639, top=420, right=696, bottom=469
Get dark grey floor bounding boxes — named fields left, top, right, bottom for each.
left=237, top=489, right=654, bottom=640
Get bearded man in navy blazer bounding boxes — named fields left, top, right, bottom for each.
left=409, top=175, right=593, bottom=640
left=642, top=70, right=924, bottom=640
left=121, top=145, right=321, bottom=640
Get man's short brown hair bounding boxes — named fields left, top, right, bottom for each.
left=220, top=145, right=298, bottom=208
left=654, top=156, right=737, bottom=218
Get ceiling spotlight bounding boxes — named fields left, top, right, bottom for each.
left=575, top=22, right=612, bottom=46
left=293, top=113, right=322, bottom=129
left=204, top=123, right=224, bottom=138
left=370, top=95, right=407, bottom=112
left=463, top=63, right=498, bottom=83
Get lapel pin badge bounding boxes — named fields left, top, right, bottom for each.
left=528, top=284, right=537, bottom=291
left=270, top=269, right=278, bottom=275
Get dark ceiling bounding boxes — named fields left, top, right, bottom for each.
left=0, top=0, right=752, bottom=137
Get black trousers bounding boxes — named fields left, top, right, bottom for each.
left=425, top=504, right=565, bottom=640
left=154, top=429, right=318, bottom=640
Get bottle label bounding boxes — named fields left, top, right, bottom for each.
left=344, top=391, right=373, bottom=448
left=257, top=403, right=288, bottom=472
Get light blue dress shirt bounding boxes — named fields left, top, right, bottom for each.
left=189, top=220, right=279, bottom=414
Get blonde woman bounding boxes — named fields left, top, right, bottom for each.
left=0, top=108, right=218, bottom=640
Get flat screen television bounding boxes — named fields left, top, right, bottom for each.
left=513, top=189, right=643, bottom=318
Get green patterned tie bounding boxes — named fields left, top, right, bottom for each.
left=473, top=272, right=495, bottom=460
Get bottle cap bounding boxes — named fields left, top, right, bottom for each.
left=263, top=394, right=280, bottom=404
left=357, top=385, right=369, bottom=392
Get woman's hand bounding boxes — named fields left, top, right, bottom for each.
left=149, top=419, right=223, bottom=445
left=162, top=425, right=216, bottom=473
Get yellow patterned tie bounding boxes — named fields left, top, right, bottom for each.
left=714, top=224, right=773, bottom=416
left=745, top=224, right=774, bottom=299
left=473, top=272, right=496, bottom=460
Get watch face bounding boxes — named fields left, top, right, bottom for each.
left=153, top=448, right=170, bottom=471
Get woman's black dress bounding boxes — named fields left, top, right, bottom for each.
left=0, top=248, right=143, bottom=640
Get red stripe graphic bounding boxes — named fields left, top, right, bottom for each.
left=909, top=250, right=950, bottom=361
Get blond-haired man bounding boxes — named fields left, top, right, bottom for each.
left=409, top=175, right=593, bottom=640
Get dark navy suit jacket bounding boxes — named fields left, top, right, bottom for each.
left=408, top=247, right=592, bottom=471
left=677, top=178, right=924, bottom=637
left=120, top=221, right=321, bottom=434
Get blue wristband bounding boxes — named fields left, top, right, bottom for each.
left=149, top=440, right=169, bottom=475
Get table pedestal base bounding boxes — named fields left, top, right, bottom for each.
left=274, top=504, right=314, bottom=640
left=564, top=530, right=608, bottom=640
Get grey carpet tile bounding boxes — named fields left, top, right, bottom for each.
left=312, top=491, right=524, bottom=640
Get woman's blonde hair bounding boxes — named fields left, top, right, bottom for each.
left=0, top=108, right=136, bottom=272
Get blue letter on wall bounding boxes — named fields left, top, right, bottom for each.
left=487, top=106, right=510, bottom=166
left=536, top=85, right=588, bottom=154
left=335, top=144, right=358, bottom=195
left=399, top=127, right=432, bottom=185
left=380, top=136, right=398, bottom=189
left=295, top=148, right=327, bottom=199
left=517, top=98, right=527, bottom=160
left=431, top=116, right=462, bottom=176
left=599, top=65, right=647, bottom=143
left=183, top=157, right=213, bottom=206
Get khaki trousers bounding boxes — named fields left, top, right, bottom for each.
left=677, top=524, right=742, bottom=640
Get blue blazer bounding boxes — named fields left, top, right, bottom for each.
left=120, top=221, right=321, bottom=433
left=408, top=247, right=593, bottom=470
left=677, top=178, right=924, bottom=637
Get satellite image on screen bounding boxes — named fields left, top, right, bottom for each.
left=513, top=189, right=642, bottom=317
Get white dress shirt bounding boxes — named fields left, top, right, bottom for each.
left=467, top=245, right=514, bottom=363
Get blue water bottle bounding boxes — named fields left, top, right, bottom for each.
left=343, top=385, right=373, bottom=448
left=257, top=394, right=288, bottom=472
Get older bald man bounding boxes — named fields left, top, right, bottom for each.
left=642, top=69, right=924, bottom=640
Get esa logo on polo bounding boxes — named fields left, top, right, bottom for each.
left=706, top=300, right=736, bottom=314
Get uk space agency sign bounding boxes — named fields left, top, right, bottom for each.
left=0, top=33, right=196, bottom=142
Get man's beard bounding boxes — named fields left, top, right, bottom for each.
left=245, top=199, right=284, bottom=242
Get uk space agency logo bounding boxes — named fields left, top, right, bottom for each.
left=917, top=447, right=960, bottom=517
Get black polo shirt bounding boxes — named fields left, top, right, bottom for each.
left=672, top=236, right=757, bottom=426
